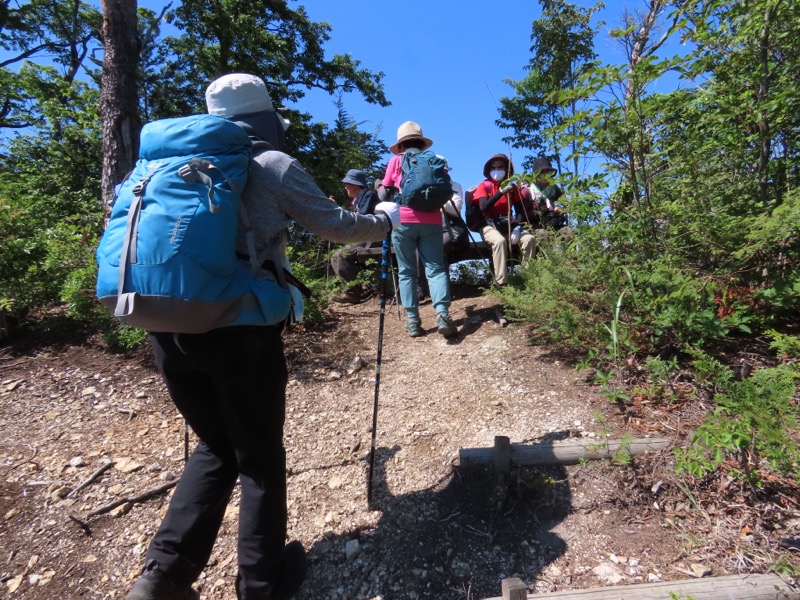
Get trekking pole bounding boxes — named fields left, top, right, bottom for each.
left=367, top=232, right=392, bottom=509
left=390, top=258, right=402, bottom=319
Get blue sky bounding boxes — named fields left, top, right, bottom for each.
left=132, top=0, right=642, bottom=195
left=6, top=0, right=681, bottom=196
left=292, top=0, right=633, bottom=195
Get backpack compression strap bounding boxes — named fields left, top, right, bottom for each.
left=113, top=178, right=147, bottom=319
left=178, top=158, right=246, bottom=215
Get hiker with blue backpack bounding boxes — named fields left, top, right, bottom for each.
left=107, top=73, right=400, bottom=600
left=380, top=121, right=458, bottom=338
left=417, top=155, right=467, bottom=303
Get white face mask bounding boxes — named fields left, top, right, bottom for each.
left=490, top=169, right=506, bottom=182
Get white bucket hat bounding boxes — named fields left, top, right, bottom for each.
left=205, top=73, right=289, bottom=130
left=389, top=121, right=433, bottom=154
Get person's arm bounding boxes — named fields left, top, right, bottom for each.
left=443, top=181, right=464, bottom=217
left=478, top=182, right=515, bottom=212
left=382, top=154, right=403, bottom=189
left=275, top=156, right=392, bottom=243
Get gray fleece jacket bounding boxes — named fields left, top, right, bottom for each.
left=237, top=148, right=391, bottom=323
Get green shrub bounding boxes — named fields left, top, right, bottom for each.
left=675, top=352, right=800, bottom=485
left=495, top=235, right=610, bottom=348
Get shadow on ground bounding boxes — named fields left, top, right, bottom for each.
left=299, top=445, right=572, bottom=599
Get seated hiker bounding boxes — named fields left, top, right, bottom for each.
left=331, top=169, right=381, bottom=303
left=517, top=157, right=573, bottom=242
left=471, top=153, right=537, bottom=286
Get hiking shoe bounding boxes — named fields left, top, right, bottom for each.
left=405, top=318, right=424, bottom=338
left=125, top=562, right=198, bottom=600
left=270, top=540, right=307, bottom=599
left=436, top=313, right=457, bottom=338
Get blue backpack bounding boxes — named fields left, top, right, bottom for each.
left=398, top=149, right=453, bottom=211
left=96, top=114, right=296, bottom=333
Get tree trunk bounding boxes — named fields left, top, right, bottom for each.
left=99, top=0, right=140, bottom=212
left=756, top=4, right=775, bottom=207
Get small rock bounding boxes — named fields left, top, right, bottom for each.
left=114, top=457, right=143, bottom=473
left=6, top=574, right=23, bottom=593
left=347, top=356, right=365, bottom=375
left=110, top=502, right=132, bottom=517
left=345, top=539, right=361, bottom=562
left=592, top=563, right=625, bottom=584
left=5, top=380, right=22, bottom=392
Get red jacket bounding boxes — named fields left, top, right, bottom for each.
left=472, top=179, right=525, bottom=219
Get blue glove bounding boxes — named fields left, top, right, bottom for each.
left=375, top=201, right=400, bottom=229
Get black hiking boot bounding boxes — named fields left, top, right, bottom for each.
left=270, top=540, right=307, bottom=599
left=125, top=561, right=198, bottom=600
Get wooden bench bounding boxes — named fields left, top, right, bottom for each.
left=354, top=240, right=493, bottom=264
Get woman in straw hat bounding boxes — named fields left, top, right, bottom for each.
left=381, top=121, right=457, bottom=338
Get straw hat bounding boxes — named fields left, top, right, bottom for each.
left=389, top=121, right=433, bottom=154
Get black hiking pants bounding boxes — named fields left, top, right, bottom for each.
left=145, top=324, right=288, bottom=599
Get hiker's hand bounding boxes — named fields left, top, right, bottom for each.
left=500, top=183, right=516, bottom=194
left=375, top=201, right=400, bottom=229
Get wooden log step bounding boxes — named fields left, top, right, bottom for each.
left=484, top=573, right=799, bottom=599
left=460, top=436, right=672, bottom=469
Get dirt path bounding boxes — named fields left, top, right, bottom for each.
left=0, top=287, right=786, bottom=599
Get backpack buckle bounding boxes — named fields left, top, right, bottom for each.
left=131, top=178, right=149, bottom=196
left=179, top=158, right=216, bottom=184
left=178, top=162, right=200, bottom=183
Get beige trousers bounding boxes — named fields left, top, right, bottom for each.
left=481, top=225, right=537, bottom=285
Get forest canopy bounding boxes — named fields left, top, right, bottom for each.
left=1, top=0, right=798, bottom=362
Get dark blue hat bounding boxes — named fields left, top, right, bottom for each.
left=341, top=169, right=368, bottom=187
